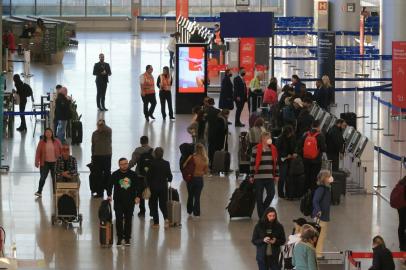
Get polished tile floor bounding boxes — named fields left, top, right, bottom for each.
left=1, top=32, right=405, bottom=269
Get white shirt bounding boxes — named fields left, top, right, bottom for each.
left=167, top=37, right=176, bottom=52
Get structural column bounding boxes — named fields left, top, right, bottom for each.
left=284, top=0, right=313, bottom=17
left=380, top=0, right=406, bottom=55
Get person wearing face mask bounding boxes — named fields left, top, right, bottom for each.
left=312, top=170, right=332, bottom=259
left=233, top=67, right=248, bottom=127
left=292, top=226, right=319, bottom=270
left=326, top=119, right=346, bottom=171
left=252, top=207, right=286, bottom=270
left=250, top=132, right=279, bottom=218
left=219, top=69, right=234, bottom=119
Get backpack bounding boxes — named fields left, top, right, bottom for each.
left=303, top=132, right=320, bottom=160
left=281, top=243, right=296, bottom=270
left=23, top=83, right=33, bottom=97
left=98, top=200, right=112, bottom=222
left=390, top=183, right=406, bottom=209
left=181, top=155, right=195, bottom=182
left=226, top=179, right=256, bottom=218
left=138, top=149, right=154, bottom=177
left=57, top=194, right=76, bottom=216
left=288, top=156, right=305, bottom=177
left=263, top=88, right=277, bottom=105
left=300, top=187, right=326, bottom=217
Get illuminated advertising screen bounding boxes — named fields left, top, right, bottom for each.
left=177, top=45, right=207, bottom=94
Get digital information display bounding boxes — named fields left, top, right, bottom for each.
left=177, top=46, right=207, bottom=94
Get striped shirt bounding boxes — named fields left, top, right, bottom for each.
left=250, top=145, right=279, bottom=180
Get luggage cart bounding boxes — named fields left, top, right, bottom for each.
left=51, top=179, right=82, bottom=229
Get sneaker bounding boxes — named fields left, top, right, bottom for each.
left=124, top=239, right=131, bottom=246
left=117, top=239, right=123, bottom=246
left=34, top=192, right=42, bottom=197
left=137, top=212, right=145, bottom=218
left=170, top=117, right=175, bottom=120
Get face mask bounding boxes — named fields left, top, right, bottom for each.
left=241, top=72, right=246, bottom=77
left=328, top=176, right=334, bottom=183
left=266, top=138, right=273, bottom=145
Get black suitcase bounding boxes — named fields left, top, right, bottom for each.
left=286, top=174, right=306, bottom=199
left=57, top=194, right=76, bottom=216
left=169, top=187, right=180, bottom=202
left=212, top=150, right=231, bottom=174
left=340, top=104, right=357, bottom=129
left=87, top=163, right=97, bottom=194
left=330, top=181, right=342, bottom=205
left=226, top=180, right=256, bottom=218
left=99, top=221, right=113, bottom=247
left=332, top=170, right=347, bottom=196
left=71, top=120, right=83, bottom=144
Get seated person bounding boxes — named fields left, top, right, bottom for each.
left=56, top=143, right=78, bottom=182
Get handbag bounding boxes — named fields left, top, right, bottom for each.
left=142, top=187, right=151, bottom=200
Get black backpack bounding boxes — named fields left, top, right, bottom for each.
left=57, top=194, right=76, bottom=216
left=226, top=179, right=256, bottom=218
left=23, top=83, right=33, bottom=97
left=98, top=200, right=112, bottom=223
left=138, top=149, right=154, bottom=177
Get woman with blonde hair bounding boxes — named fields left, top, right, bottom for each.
left=292, top=226, right=319, bottom=270
left=187, top=143, right=209, bottom=218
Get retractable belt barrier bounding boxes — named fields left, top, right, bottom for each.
left=3, top=111, right=48, bottom=116
left=347, top=251, right=406, bottom=270
left=281, top=77, right=392, bottom=83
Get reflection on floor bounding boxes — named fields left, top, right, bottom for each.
left=0, top=32, right=404, bottom=270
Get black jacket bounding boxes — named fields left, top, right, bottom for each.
left=214, top=115, right=228, bottom=150
left=205, top=106, right=221, bottom=138
left=326, top=125, right=345, bottom=154
left=219, top=76, right=234, bottom=110
left=93, top=62, right=112, bottom=83
left=15, top=81, right=28, bottom=104
left=233, top=76, right=247, bottom=102
left=107, top=169, right=142, bottom=207
left=252, top=208, right=286, bottom=262
left=276, top=135, right=296, bottom=161
left=296, top=109, right=315, bottom=139
left=54, top=94, right=72, bottom=121
left=146, top=158, right=173, bottom=191
left=297, top=129, right=327, bottom=163
left=369, top=245, right=395, bottom=270
left=314, top=87, right=329, bottom=110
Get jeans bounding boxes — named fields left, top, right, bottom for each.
left=114, top=202, right=135, bottom=240
left=278, top=162, right=288, bottom=198
left=159, top=91, right=174, bottom=119
left=235, top=101, right=245, bottom=124
left=399, top=207, right=406, bottom=251
left=37, top=162, right=56, bottom=193
left=150, top=188, right=168, bottom=224
left=142, top=94, right=157, bottom=118
left=303, top=160, right=321, bottom=191
left=96, top=81, right=108, bottom=109
left=316, top=220, right=328, bottom=257
left=56, top=120, right=67, bottom=142
left=255, top=179, right=275, bottom=218
left=186, top=177, right=204, bottom=216
left=92, top=155, right=111, bottom=196
left=169, top=51, right=174, bottom=68
left=19, top=101, right=27, bottom=129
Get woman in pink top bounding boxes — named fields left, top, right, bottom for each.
left=35, top=128, right=62, bottom=197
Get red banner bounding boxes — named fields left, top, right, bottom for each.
left=176, top=0, right=188, bottom=19
left=360, top=15, right=365, bottom=55
left=392, top=41, right=406, bottom=112
left=239, top=38, right=256, bottom=85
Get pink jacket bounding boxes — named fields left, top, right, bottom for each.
left=35, top=139, right=62, bottom=167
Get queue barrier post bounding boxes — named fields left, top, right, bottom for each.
left=394, top=110, right=405, bottom=142
left=374, top=147, right=386, bottom=188
left=373, top=97, right=384, bottom=130
left=383, top=101, right=395, bottom=136
left=400, top=156, right=405, bottom=180
left=366, top=92, right=377, bottom=124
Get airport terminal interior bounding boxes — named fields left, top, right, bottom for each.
left=0, top=0, right=405, bottom=269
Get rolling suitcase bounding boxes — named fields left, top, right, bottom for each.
left=98, top=200, right=113, bottom=247
left=340, top=104, right=357, bottom=129
left=332, top=170, right=347, bottom=196
left=330, top=181, right=342, bottom=205
left=167, top=185, right=181, bottom=227
left=212, top=136, right=231, bottom=174
left=71, top=120, right=83, bottom=145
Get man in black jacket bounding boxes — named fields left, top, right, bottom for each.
left=219, top=69, right=234, bottom=116
left=146, top=147, right=173, bottom=228
left=251, top=207, right=286, bottom=270
left=93, top=53, right=112, bottom=111
left=297, top=120, right=327, bottom=191
left=204, top=97, right=221, bottom=168
left=326, top=119, right=346, bottom=171
left=296, top=97, right=315, bottom=141
left=233, top=67, right=247, bottom=127
left=107, top=158, right=142, bottom=246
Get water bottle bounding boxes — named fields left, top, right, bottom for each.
left=11, top=242, right=16, bottom=258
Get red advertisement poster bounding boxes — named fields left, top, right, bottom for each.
left=176, top=0, right=188, bottom=19
left=239, top=38, right=256, bottom=85
left=360, top=15, right=365, bottom=55
left=392, top=41, right=406, bottom=113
